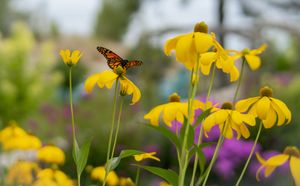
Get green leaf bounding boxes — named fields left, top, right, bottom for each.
left=193, top=108, right=212, bottom=128
left=180, top=120, right=194, bottom=150
left=106, top=157, right=121, bottom=173
left=135, top=165, right=178, bottom=186
left=199, top=142, right=216, bottom=149
left=119, top=149, right=145, bottom=159
left=147, top=124, right=181, bottom=149
left=72, top=138, right=92, bottom=176
left=193, top=145, right=206, bottom=175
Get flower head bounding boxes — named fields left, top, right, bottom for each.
left=60, top=49, right=82, bottom=67
left=37, top=145, right=65, bottom=165
left=134, top=152, right=160, bottom=162
left=119, top=177, right=135, bottom=186
left=203, top=102, right=256, bottom=139
left=33, top=168, right=74, bottom=186
left=91, top=166, right=119, bottom=186
left=85, top=69, right=141, bottom=105
left=144, top=93, right=204, bottom=127
left=256, top=146, right=300, bottom=185
left=233, top=44, right=267, bottom=70
left=164, top=21, right=215, bottom=70
left=236, top=86, right=291, bottom=128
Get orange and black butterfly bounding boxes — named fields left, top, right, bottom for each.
left=97, top=46, right=143, bottom=70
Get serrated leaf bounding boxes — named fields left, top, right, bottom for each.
left=194, top=108, right=212, bottom=128
left=72, top=138, right=92, bottom=176
left=135, top=165, right=178, bottom=186
left=147, top=124, right=180, bottom=149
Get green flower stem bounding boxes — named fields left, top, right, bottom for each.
left=201, top=134, right=225, bottom=186
left=110, top=96, right=124, bottom=159
left=178, top=55, right=201, bottom=186
left=235, top=121, right=263, bottom=186
left=69, top=68, right=80, bottom=186
left=135, top=167, right=141, bottom=186
left=233, top=59, right=246, bottom=104
left=103, top=78, right=120, bottom=186
left=190, top=64, right=216, bottom=186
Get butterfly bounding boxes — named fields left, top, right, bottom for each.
left=97, top=46, right=143, bottom=70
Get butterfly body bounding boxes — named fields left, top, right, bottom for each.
left=97, top=46, right=143, bottom=70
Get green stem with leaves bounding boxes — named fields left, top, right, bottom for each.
left=190, top=64, right=216, bottom=186
left=178, top=54, right=201, bottom=186
left=103, top=78, right=119, bottom=186
left=235, top=121, right=263, bottom=185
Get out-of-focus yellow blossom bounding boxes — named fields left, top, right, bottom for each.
left=160, top=181, right=172, bottom=186
left=59, top=49, right=82, bottom=67
left=0, top=121, right=27, bottom=143
left=236, top=86, right=291, bottom=128
left=33, top=168, right=74, bottom=186
left=256, top=146, right=300, bottom=186
left=232, top=44, right=267, bottom=70
left=91, top=166, right=119, bottom=186
left=2, top=134, right=42, bottom=151
left=134, top=152, right=160, bottom=162
left=119, top=177, right=135, bottom=186
left=37, top=145, right=65, bottom=165
left=199, top=33, right=240, bottom=82
left=5, top=161, right=40, bottom=186
left=85, top=68, right=141, bottom=105
left=144, top=93, right=204, bottom=127
left=164, top=21, right=215, bottom=70
left=203, top=102, right=256, bottom=139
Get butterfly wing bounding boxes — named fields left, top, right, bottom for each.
left=97, top=46, right=123, bottom=69
left=124, top=60, right=143, bottom=69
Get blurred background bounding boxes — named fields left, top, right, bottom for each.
left=0, top=0, right=300, bottom=185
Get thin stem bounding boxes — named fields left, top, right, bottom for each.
left=178, top=55, right=201, bottom=186
left=103, top=78, right=119, bottom=186
left=235, top=121, right=263, bottom=186
left=69, top=68, right=80, bottom=186
left=233, top=59, right=246, bottom=104
left=135, top=167, right=141, bottom=186
left=190, top=64, right=216, bottom=186
left=110, top=97, right=124, bottom=159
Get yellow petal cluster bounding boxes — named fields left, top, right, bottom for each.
left=134, top=152, right=160, bottom=162
left=37, top=145, right=65, bottom=165
left=60, top=49, right=82, bottom=67
left=256, top=146, right=300, bottom=186
left=236, top=86, right=291, bottom=128
left=33, top=168, right=74, bottom=186
left=91, top=166, right=119, bottom=186
left=0, top=121, right=41, bottom=151
left=5, top=161, right=40, bottom=186
left=84, top=70, right=141, bottom=105
left=203, top=105, right=256, bottom=139
left=119, top=177, right=135, bottom=186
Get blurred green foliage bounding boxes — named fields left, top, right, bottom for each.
left=94, top=0, right=140, bottom=41
left=0, top=22, right=61, bottom=125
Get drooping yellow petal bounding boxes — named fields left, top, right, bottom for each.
left=256, top=153, right=267, bottom=165
left=162, top=103, right=180, bottom=127
left=96, top=71, right=118, bottom=89
left=215, top=110, right=229, bottom=124
left=202, top=112, right=217, bottom=132
left=266, top=154, right=289, bottom=166
left=194, top=32, right=214, bottom=54
left=200, top=61, right=213, bottom=75
left=229, top=65, right=240, bottom=82
left=222, top=122, right=233, bottom=139
left=290, top=157, right=300, bottom=186
left=144, top=105, right=165, bottom=126
left=231, top=111, right=243, bottom=125
left=262, top=107, right=277, bottom=128
left=134, top=152, right=160, bottom=162
left=235, top=97, right=259, bottom=113
left=240, top=113, right=256, bottom=126
left=120, top=77, right=141, bottom=105
left=60, top=49, right=71, bottom=64
left=270, top=101, right=285, bottom=126
left=245, top=55, right=261, bottom=70
left=271, top=98, right=292, bottom=124
left=71, top=50, right=82, bottom=64
left=264, top=166, right=276, bottom=177
left=164, top=35, right=183, bottom=56
left=256, top=97, right=271, bottom=120
left=256, top=165, right=265, bottom=181
left=239, top=124, right=250, bottom=138
left=199, top=52, right=216, bottom=65
left=249, top=44, right=268, bottom=55
left=175, top=33, right=194, bottom=65
left=84, top=73, right=102, bottom=93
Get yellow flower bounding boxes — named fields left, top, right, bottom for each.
left=119, top=177, right=135, bottom=186
left=144, top=93, right=203, bottom=127
left=5, top=161, right=40, bottom=186
left=37, top=145, right=65, bottom=165
left=0, top=121, right=27, bottom=143
left=84, top=69, right=141, bottom=105
left=256, top=146, right=300, bottom=186
left=160, top=181, right=172, bottom=186
left=199, top=34, right=240, bottom=82
left=91, top=166, right=119, bottom=186
left=33, top=168, right=74, bottom=186
left=60, top=49, right=82, bottom=67
left=2, top=134, right=42, bottom=151
left=236, top=86, right=291, bottom=128
left=164, top=21, right=215, bottom=70
left=203, top=102, right=256, bottom=139
left=134, top=152, right=160, bottom=162
left=233, top=44, right=267, bottom=70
